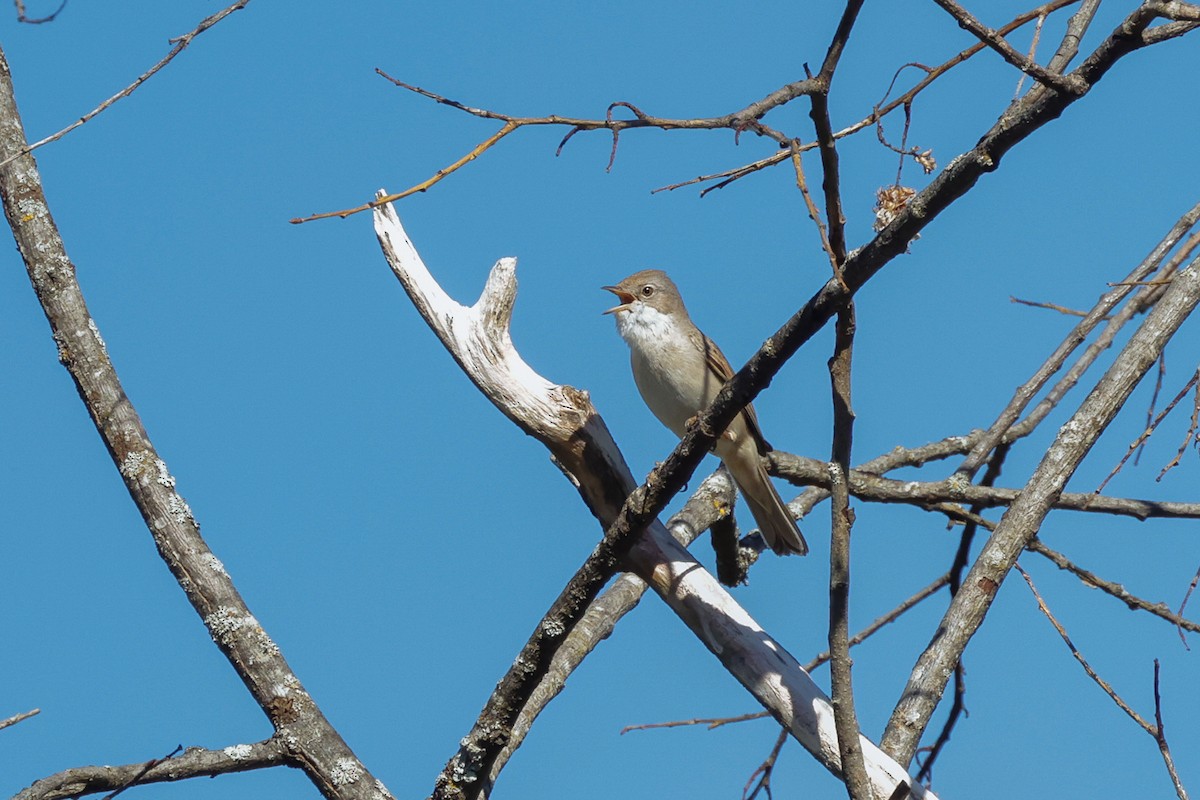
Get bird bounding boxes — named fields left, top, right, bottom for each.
left=602, top=269, right=807, bottom=556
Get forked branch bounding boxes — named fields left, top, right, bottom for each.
left=372, top=202, right=935, bottom=800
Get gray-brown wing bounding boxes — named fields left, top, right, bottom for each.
left=695, top=329, right=773, bottom=455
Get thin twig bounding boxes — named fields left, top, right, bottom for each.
left=14, top=0, right=66, bottom=23
left=102, top=746, right=184, bottom=800
left=1096, top=368, right=1200, bottom=494
left=1027, top=539, right=1200, bottom=635
left=1137, top=352, right=1169, bottom=465
left=664, top=1, right=1072, bottom=197
left=0, top=708, right=40, bottom=731
left=620, top=571, right=952, bottom=735
left=317, top=0, right=1079, bottom=216
left=789, top=139, right=837, bottom=271
left=0, top=1, right=250, bottom=169
left=959, top=204, right=1200, bottom=478
left=803, top=572, right=951, bottom=672
left=1009, top=295, right=1094, bottom=316
left=931, top=0, right=1083, bottom=94
left=1007, top=227, right=1200, bottom=448
left=1013, top=12, right=1047, bottom=98
left=744, top=728, right=789, bottom=800
left=1157, top=369, right=1200, bottom=480
left=652, top=150, right=791, bottom=194
left=1016, top=565, right=1154, bottom=733
left=291, top=120, right=519, bottom=223
left=1152, top=660, right=1191, bottom=800
left=1179, top=566, right=1200, bottom=648
left=621, top=710, right=770, bottom=735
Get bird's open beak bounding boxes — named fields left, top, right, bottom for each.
left=602, top=285, right=635, bottom=315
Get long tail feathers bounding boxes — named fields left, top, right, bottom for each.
left=735, top=463, right=808, bottom=556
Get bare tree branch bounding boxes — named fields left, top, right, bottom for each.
left=916, top=444, right=1009, bottom=783
left=1153, top=660, right=1192, bottom=800
left=931, top=0, right=1083, bottom=93
left=1045, top=0, right=1101, bottom=72
left=1028, top=539, right=1200, bottom=634
left=958, top=201, right=1200, bottom=478
left=0, top=708, right=39, bottom=731
left=772, top=452, right=1200, bottom=520
left=1016, top=566, right=1153, bottom=731
left=14, top=0, right=66, bottom=23
left=1098, top=368, right=1200, bottom=493
left=880, top=253, right=1200, bottom=766
left=828, top=301, right=872, bottom=800
left=372, top=205, right=936, bottom=800
left=0, top=43, right=386, bottom=800
left=0, top=1, right=251, bottom=169
left=297, top=1, right=1084, bottom=218
left=1020, top=566, right=1194, bottom=799
left=14, top=738, right=291, bottom=800
left=808, top=0, right=864, bottom=266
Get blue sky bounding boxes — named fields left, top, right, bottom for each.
left=3, top=2, right=1198, bottom=799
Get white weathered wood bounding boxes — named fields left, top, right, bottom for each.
left=373, top=196, right=936, bottom=800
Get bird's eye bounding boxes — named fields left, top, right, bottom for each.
left=641, top=285, right=654, bottom=297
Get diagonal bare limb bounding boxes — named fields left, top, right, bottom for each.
left=1028, top=540, right=1200, bottom=634
left=0, top=708, right=40, bottom=731
left=1016, top=566, right=1153, bottom=731
left=0, top=1, right=251, bottom=169
left=930, top=0, right=1083, bottom=93
left=0, top=43, right=384, bottom=800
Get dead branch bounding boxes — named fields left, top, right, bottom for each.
left=373, top=204, right=935, bottom=800
left=1138, top=353, right=1170, bottom=465
left=621, top=710, right=771, bottom=735
left=0, top=708, right=39, bottom=731
left=790, top=140, right=838, bottom=271
left=828, top=302, right=871, bottom=800
left=917, top=445, right=1008, bottom=783
left=743, top=728, right=790, bottom=800
left=488, top=426, right=981, bottom=788
left=1177, top=566, right=1200, bottom=647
